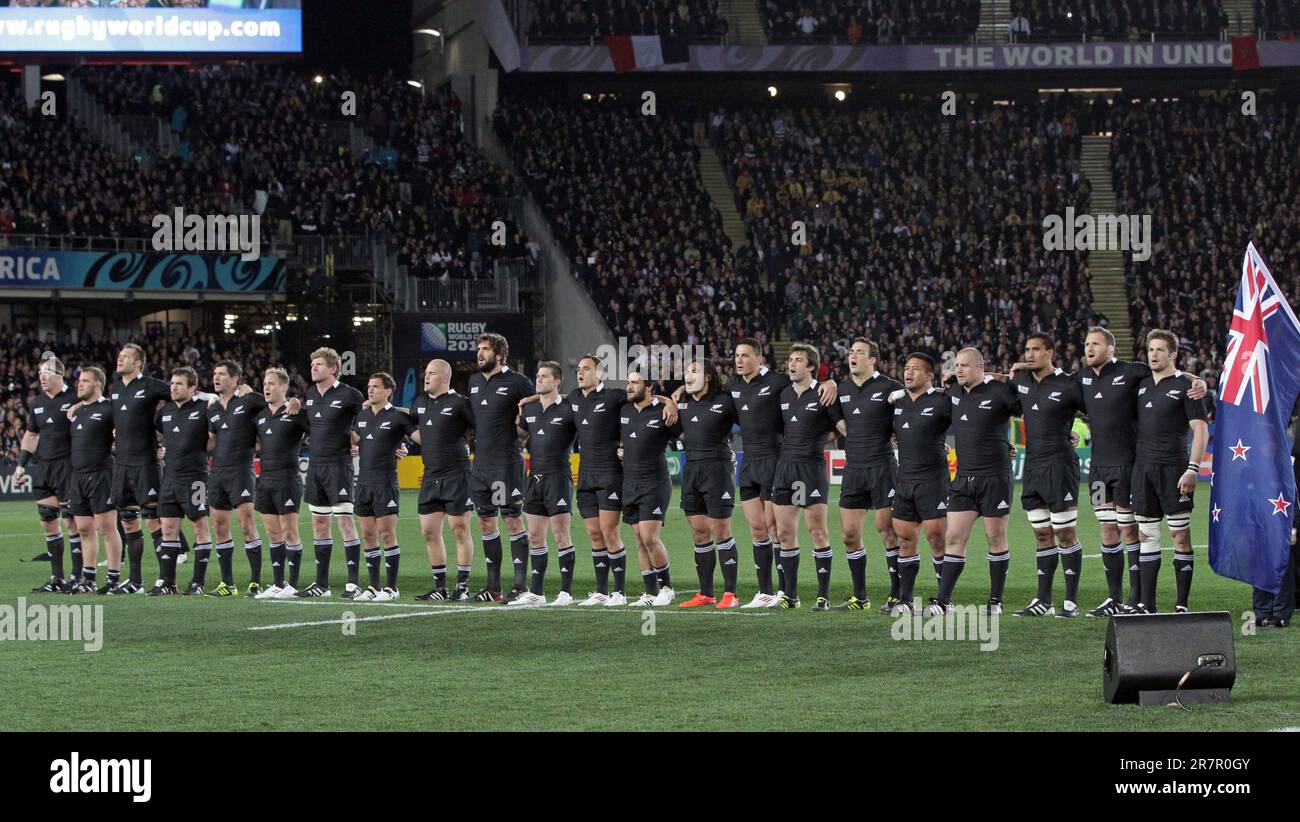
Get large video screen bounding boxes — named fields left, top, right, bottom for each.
left=0, top=1, right=303, bottom=55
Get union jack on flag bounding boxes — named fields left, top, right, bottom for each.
left=1221, top=247, right=1284, bottom=413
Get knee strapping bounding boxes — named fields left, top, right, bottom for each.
left=1050, top=510, right=1078, bottom=530
left=1026, top=508, right=1051, bottom=528
left=37, top=504, right=61, bottom=522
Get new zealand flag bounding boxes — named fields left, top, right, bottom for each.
left=1209, top=243, right=1300, bottom=593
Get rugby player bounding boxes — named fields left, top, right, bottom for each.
left=513, top=361, right=578, bottom=607
left=14, top=355, right=80, bottom=593
left=466, top=334, right=537, bottom=602
left=349, top=373, right=416, bottom=601
left=407, top=359, right=476, bottom=601
left=675, top=358, right=741, bottom=608
left=619, top=371, right=680, bottom=607
left=1011, top=334, right=1087, bottom=618
left=297, top=347, right=365, bottom=599
left=65, top=367, right=121, bottom=594
left=1129, top=330, right=1208, bottom=613
left=771, top=343, right=844, bottom=611
left=252, top=368, right=310, bottom=599
left=888, top=353, right=951, bottom=614
left=833, top=338, right=904, bottom=611
left=935, top=348, right=1019, bottom=616
left=155, top=367, right=217, bottom=596
left=207, top=360, right=266, bottom=596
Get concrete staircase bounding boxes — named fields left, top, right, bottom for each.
left=695, top=137, right=750, bottom=253
left=724, top=0, right=767, bottom=45
left=977, top=0, right=1010, bottom=43
left=1081, top=134, right=1133, bottom=358
left=1222, top=0, right=1254, bottom=34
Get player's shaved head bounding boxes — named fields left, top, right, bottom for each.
left=426, top=359, right=451, bottom=378
left=955, top=347, right=985, bottom=388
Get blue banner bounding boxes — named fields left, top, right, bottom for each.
left=0, top=250, right=284, bottom=293
left=0, top=7, right=302, bottom=55
left=1209, top=244, right=1300, bottom=594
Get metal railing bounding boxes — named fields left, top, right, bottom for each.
left=414, top=277, right=520, bottom=313
left=0, top=234, right=153, bottom=252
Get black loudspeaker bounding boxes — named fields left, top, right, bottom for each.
left=1103, top=612, right=1236, bottom=705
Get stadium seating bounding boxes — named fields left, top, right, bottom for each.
left=1008, top=0, right=1228, bottom=40
left=525, top=0, right=727, bottom=41
left=495, top=97, right=778, bottom=387
left=74, top=64, right=524, bottom=280
left=763, top=0, right=980, bottom=44
left=1108, top=94, right=1300, bottom=380
left=714, top=95, right=1102, bottom=374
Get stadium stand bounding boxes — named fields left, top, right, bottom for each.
left=713, top=94, right=1102, bottom=375
left=72, top=64, right=527, bottom=280
left=495, top=96, right=777, bottom=389
left=1007, top=0, right=1228, bottom=40
left=1108, top=93, right=1300, bottom=383
left=763, top=0, right=981, bottom=43
left=525, top=0, right=728, bottom=40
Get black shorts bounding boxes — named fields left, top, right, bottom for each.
left=947, top=473, right=1015, bottom=517
left=158, top=475, right=209, bottom=520
left=418, top=470, right=472, bottom=516
left=255, top=475, right=302, bottom=516
left=523, top=469, right=574, bottom=517
left=208, top=465, right=256, bottom=510
left=622, top=476, right=672, bottom=524
left=30, top=458, right=71, bottom=501
left=892, top=469, right=950, bottom=523
left=469, top=462, right=526, bottom=517
left=840, top=463, right=896, bottom=510
left=111, top=461, right=160, bottom=510
left=1130, top=462, right=1194, bottom=518
left=576, top=466, right=624, bottom=519
left=771, top=460, right=828, bottom=508
left=305, top=461, right=354, bottom=508
left=680, top=460, right=735, bottom=518
left=68, top=469, right=114, bottom=517
left=1087, top=462, right=1133, bottom=509
left=1020, top=460, right=1081, bottom=513
left=738, top=455, right=777, bottom=502
left=355, top=481, right=402, bottom=518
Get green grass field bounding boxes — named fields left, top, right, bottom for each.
left=0, top=485, right=1296, bottom=732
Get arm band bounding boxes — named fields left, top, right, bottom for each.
left=17, top=450, right=32, bottom=468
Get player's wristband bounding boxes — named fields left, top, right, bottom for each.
left=1185, top=462, right=1199, bottom=474
left=17, top=450, right=32, bottom=468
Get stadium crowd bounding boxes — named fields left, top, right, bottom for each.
left=1255, top=1, right=1300, bottom=35
left=714, top=94, right=1102, bottom=377
left=65, top=65, right=524, bottom=280
left=1108, top=93, right=1300, bottom=380
left=525, top=0, right=727, bottom=40
left=1008, top=0, right=1229, bottom=39
left=0, top=325, right=286, bottom=465
left=495, top=97, right=779, bottom=389
left=763, top=0, right=980, bottom=43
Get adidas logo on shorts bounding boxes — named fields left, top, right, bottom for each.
left=241, top=489, right=251, bottom=497
left=721, top=491, right=731, bottom=500
left=997, top=500, right=1009, bottom=509
left=387, top=500, right=397, bottom=507
left=652, top=507, right=662, bottom=515
left=557, top=499, right=567, bottom=506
